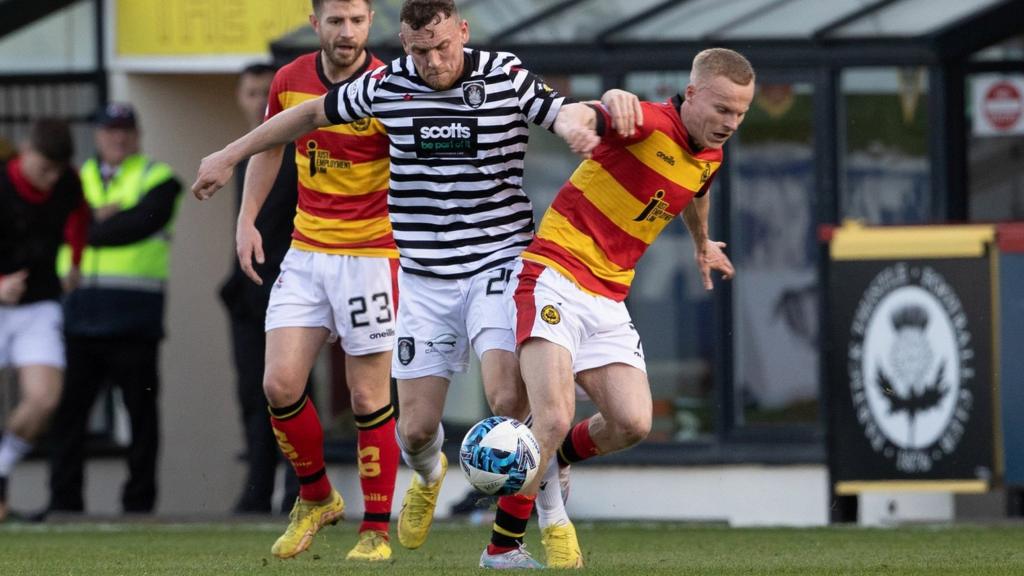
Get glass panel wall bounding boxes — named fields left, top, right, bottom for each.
left=841, top=68, right=931, bottom=224
left=729, top=81, right=820, bottom=429
left=0, top=1, right=96, bottom=73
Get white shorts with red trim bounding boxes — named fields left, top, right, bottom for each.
left=265, top=248, right=398, bottom=356
left=0, top=300, right=65, bottom=369
left=507, top=259, right=646, bottom=374
left=391, top=264, right=516, bottom=380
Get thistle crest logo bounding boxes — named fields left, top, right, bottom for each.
left=848, top=264, right=974, bottom=473
left=462, top=80, right=486, bottom=109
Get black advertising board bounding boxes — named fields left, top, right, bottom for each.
left=829, top=256, right=994, bottom=487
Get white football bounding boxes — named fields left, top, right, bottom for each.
left=459, top=416, right=541, bottom=495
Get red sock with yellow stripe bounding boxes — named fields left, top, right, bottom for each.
left=488, top=494, right=536, bottom=554
left=556, top=417, right=601, bottom=467
left=353, top=404, right=399, bottom=535
left=269, top=394, right=332, bottom=502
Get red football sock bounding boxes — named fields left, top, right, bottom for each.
left=556, top=418, right=601, bottom=467
left=488, top=494, right=536, bottom=553
left=269, top=395, right=331, bottom=502
left=354, top=404, right=399, bottom=535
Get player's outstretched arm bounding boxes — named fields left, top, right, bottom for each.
left=236, top=145, right=285, bottom=285
left=552, top=103, right=601, bottom=158
left=192, top=97, right=330, bottom=201
left=683, top=194, right=734, bottom=290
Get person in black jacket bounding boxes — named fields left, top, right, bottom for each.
left=0, top=119, right=88, bottom=521
left=47, top=103, right=183, bottom=514
left=222, top=63, right=302, bottom=514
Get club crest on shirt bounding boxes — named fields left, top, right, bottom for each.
left=350, top=117, right=371, bottom=131
left=700, top=162, right=712, bottom=184
left=541, top=305, right=561, bottom=325
left=462, top=80, right=486, bottom=109
left=398, top=337, right=415, bottom=365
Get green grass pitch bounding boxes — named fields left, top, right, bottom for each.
left=1, top=521, right=1022, bottom=575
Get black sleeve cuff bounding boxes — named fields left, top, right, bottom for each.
left=324, top=87, right=343, bottom=125
left=586, top=103, right=607, bottom=137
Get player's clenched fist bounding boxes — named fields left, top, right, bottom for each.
left=192, top=151, right=235, bottom=200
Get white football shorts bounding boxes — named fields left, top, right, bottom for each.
left=265, top=248, right=398, bottom=356
left=391, top=263, right=516, bottom=380
left=507, top=259, right=646, bottom=374
left=0, top=300, right=65, bottom=369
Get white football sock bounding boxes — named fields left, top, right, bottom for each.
left=0, top=432, right=32, bottom=477
left=536, top=454, right=570, bottom=528
left=397, top=422, right=445, bottom=484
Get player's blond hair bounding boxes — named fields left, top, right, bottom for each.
left=691, top=48, right=755, bottom=87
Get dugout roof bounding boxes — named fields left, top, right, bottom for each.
left=272, top=0, right=1024, bottom=72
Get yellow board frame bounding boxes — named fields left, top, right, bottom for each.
left=830, top=220, right=995, bottom=261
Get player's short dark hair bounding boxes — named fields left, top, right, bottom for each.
left=27, top=118, right=73, bottom=164
left=400, top=0, right=458, bottom=30
left=312, top=0, right=373, bottom=16
left=240, top=62, right=277, bottom=78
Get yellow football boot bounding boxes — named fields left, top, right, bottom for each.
left=346, top=530, right=392, bottom=561
left=271, top=489, right=345, bottom=559
left=541, top=520, right=584, bottom=568
left=397, top=452, right=447, bottom=549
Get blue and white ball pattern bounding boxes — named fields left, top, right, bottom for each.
left=459, top=416, right=541, bottom=495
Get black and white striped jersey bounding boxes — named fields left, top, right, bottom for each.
left=324, top=48, right=566, bottom=279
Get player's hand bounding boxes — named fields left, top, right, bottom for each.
left=0, top=269, right=29, bottom=304
left=192, top=150, right=234, bottom=201
left=564, top=125, right=601, bottom=159
left=62, top=266, right=81, bottom=294
left=554, top=103, right=601, bottom=159
left=92, top=203, right=120, bottom=222
left=601, top=89, right=643, bottom=138
left=236, top=221, right=265, bottom=285
left=696, top=240, right=734, bottom=290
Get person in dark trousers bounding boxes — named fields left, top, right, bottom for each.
left=222, top=63, right=302, bottom=514
left=0, top=119, right=89, bottom=521
left=47, top=103, right=183, bottom=514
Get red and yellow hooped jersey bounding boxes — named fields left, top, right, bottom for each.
left=267, top=51, right=395, bottom=257
left=522, top=96, right=722, bottom=301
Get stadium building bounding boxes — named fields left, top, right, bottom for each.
left=1, top=0, right=1023, bottom=527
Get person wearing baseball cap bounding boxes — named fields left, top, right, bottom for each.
left=46, top=101, right=183, bottom=516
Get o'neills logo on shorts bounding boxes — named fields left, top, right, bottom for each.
left=541, top=305, right=561, bottom=325
left=848, top=263, right=976, bottom=474
left=413, top=117, right=478, bottom=158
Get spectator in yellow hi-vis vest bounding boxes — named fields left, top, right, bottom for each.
left=48, top=103, right=183, bottom=515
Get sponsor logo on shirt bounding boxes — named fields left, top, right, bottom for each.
left=306, top=140, right=352, bottom=177
left=633, top=190, right=672, bottom=223
left=413, top=117, right=478, bottom=158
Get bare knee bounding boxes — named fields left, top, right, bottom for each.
left=613, top=413, right=651, bottom=449
left=531, top=412, right=573, bottom=452
left=398, top=419, right=439, bottom=453
left=262, top=372, right=304, bottom=408
left=487, top=387, right=527, bottom=420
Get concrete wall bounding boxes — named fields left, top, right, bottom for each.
left=111, top=72, right=248, bottom=513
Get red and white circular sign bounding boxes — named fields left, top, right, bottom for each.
left=983, top=81, right=1023, bottom=131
